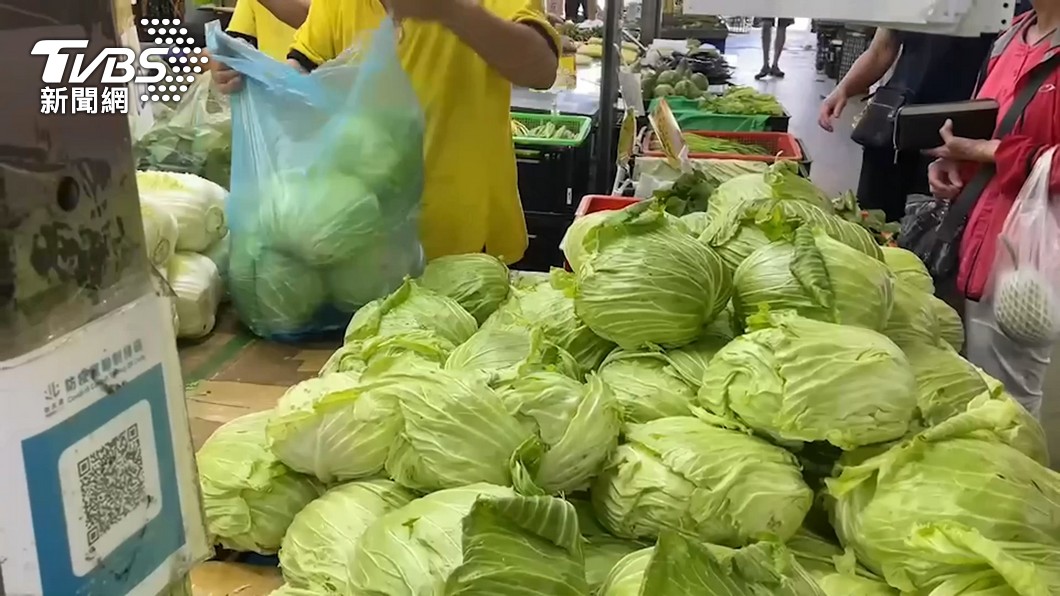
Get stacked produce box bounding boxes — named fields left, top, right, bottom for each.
left=194, top=162, right=1060, bottom=594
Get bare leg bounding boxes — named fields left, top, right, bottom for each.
left=771, top=22, right=788, bottom=76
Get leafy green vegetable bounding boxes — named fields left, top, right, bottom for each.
left=597, top=348, right=696, bottom=423
left=569, top=200, right=731, bottom=349
left=827, top=403, right=1060, bottom=592
left=279, top=480, right=415, bottom=593
left=881, top=246, right=935, bottom=294
left=592, top=411, right=812, bottom=545
left=707, top=161, right=831, bottom=225
left=732, top=227, right=895, bottom=332
left=697, top=85, right=785, bottom=116
left=444, top=325, right=581, bottom=386
left=904, top=342, right=989, bottom=426
left=483, top=270, right=615, bottom=375
left=500, top=372, right=620, bottom=494
left=344, top=277, right=477, bottom=346
left=700, top=312, right=918, bottom=449
left=197, top=411, right=322, bottom=554
left=786, top=530, right=897, bottom=595
left=349, top=486, right=588, bottom=595
left=419, top=254, right=510, bottom=324
left=266, top=372, right=401, bottom=483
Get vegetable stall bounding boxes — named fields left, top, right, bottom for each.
left=121, top=5, right=1055, bottom=593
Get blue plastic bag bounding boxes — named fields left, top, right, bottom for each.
left=206, top=19, right=425, bottom=341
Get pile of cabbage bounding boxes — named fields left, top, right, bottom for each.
left=196, top=165, right=1059, bottom=595
left=137, top=170, right=229, bottom=339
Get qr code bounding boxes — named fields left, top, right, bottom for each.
left=77, top=423, right=147, bottom=546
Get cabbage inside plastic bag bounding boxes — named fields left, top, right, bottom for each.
left=206, top=18, right=425, bottom=340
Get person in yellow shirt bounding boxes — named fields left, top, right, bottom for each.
left=213, top=0, right=560, bottom=264
left=224, top=0, right=303, bottom=61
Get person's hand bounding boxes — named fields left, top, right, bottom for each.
left=210, top=58, right=243, bottom=94
left=928, top=157, right=964, bottom=200
left=926, top=119, right=1000, bottom=162
left=818, top=88, right=848, bottom=132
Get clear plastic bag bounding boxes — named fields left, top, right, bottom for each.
left=134, top=74, right=233, bottom=188
left=206, top=19, right=425, bottom=341
left=984, top=147, right=1060, bottom=347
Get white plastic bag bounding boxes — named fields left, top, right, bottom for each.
left=987, top=147, right=1060, bottom=346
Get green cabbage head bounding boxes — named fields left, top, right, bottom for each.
left=881, top=246, right=935, bottom=294
left=707, top=161, right=832, bottom=223
left=259, top=169, right=382, bottom=267
left=266, top=372, right=401, bottom=483
left=228, top=234, right=327, bottom=337
left=599, top=533, right=827, bottom=596
left=904, top=342, right=989, bottom=426
left=592, top=411, right=812, bottom=545
left=499, top=372, right=621, bottom=493
left=883, top=278, right=948, bottom=348
left=418, top=253, right=510, bottom=324
left=786, top=530, right=897, bottom=596
left=703, top=196, right=882, bottom=272
left=344, top=277, right=477, bottom=346
left=197, top=411, right=322, bottom=554
left=931, top=297, right=965, bottom=351
left=562, top=210, right=614, bottom=275
left=597, top=348, right=696, bottom=423
left=377, top=369, right=536, bottom=491
left=827, top=402, right=1060, bottom=593
left=571, top=499, right=648, bottom=591
left=483, top=270, right=614, bottom=374
left=444, top=325, right=581, bottom=386
left=319, top=330, right=452, bottom=376
left=350, top=485, right=589, bottom=595
left=699, top=312, right=918, bottom=449
left=570, top=200, right=731, bottom=348
left=279, top=480, right=415, bottom=593
left=733, top=226, right=895, bottom=332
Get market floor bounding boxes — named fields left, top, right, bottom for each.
left=724, top=23, right=1060, bottom=466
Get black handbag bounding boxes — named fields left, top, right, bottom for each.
left=851, top=86, right=912, bottom=149
left=899, top=52, right=1060, bottom=283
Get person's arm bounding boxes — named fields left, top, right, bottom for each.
left=836, top=28, right=901, bottom=97
left=257, top=0, right=310, bottom=29
left=440, top=0, right=559, bottom=90
left=226, top=0, right=259, bottom=48
left=285, top=0, right=339, bottom=72
left=993, top=137, right=1060, bottom=196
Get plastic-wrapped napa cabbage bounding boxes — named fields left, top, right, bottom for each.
left=418, top=253, right=510, bottom=324
left=197, top=411, right=323, bottom=554
left=568, top=200, right=731, bottom=349
left=598, top=533, right=828, bottom=596
left=376, top=369, right=536, bottom=492
left=140, top=201, right=179, bottom=269
left=349, top=485, right=589, bottom=595
left=703, top=196, right=882, bottom=272
left=279, top=480, right=415, bottom=593
left=137, top=170, right=228, bottom=252
left=699, top=312, right=918, bottom=450
left=597, top=349, right=697, bottom=423
left=444, top=325, right=581, bottom=387
left=827, top=403, right=1060, bottom=593
left=592, top=411, right=812, bottom=546
left=499, top=372, right=621, bottom=494
left=266, top=372, right=400, bottom=483
left=344, top=277, right=477, bottom=347
left=484, top=270, right=614, bottom=374
left=167, top=252, right=223, bottom=339
left=733, top=227, right=895, bottom=332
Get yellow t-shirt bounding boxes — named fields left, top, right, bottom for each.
left=289, top=1, right=559, bottom=264
left=227, top=0, right=298, bottom=62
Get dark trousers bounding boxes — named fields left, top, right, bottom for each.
left=857, top=147, right=932, bottom=223
left=565, top=0, right=588, bottom=21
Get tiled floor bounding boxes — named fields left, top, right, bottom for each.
left=723, top=23, right=1060, bottom=467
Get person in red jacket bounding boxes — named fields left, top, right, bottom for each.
left=928, top=7, right=1060, bottom=418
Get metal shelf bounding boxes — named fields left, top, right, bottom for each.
left=682, top=0, right=1014, bottom=36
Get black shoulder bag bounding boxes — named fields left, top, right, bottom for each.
left=899, top=51, right=1060, bottom=282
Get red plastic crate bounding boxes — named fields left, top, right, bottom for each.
left=574, top=195, right=640, bottom=218
left=641, top=130, right=803, bottom=162
left=565, top=196, right=640, bottom=271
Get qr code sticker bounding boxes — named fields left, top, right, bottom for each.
left=77, top=424, right=147, bottom=546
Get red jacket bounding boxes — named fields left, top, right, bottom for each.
left=958, top=12, right=1060, bottom=300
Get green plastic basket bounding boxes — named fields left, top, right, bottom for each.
left=647, top=97, right=772, bottom=132
left=511, top=112, right=593, bottom=148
